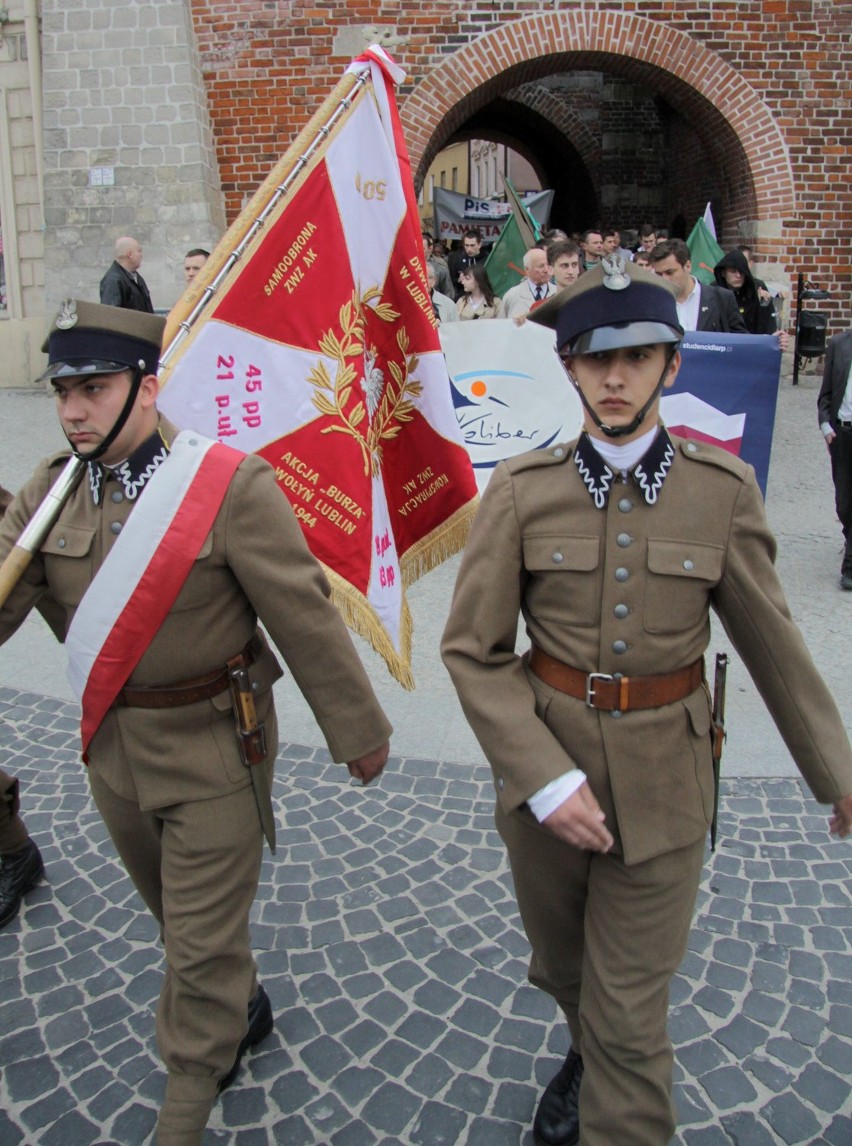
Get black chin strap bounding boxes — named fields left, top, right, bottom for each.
left=567, top=347, right=678, bottom=440
left=68, top=366, right=145, bottom=463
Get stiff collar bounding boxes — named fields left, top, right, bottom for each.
left=87, top=426, right=170, bottom=505
left=573, top=427, right=676, bottom=509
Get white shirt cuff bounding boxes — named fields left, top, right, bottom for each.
left=527, top=770, right=588, bottom=822
left=821, top=422, right=834, bottom=438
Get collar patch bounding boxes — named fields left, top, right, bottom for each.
left=574, top=427, right=676, bottom=508
left=88, top=430, right=169, bottom=505
left=633, top=428, right=675, bottom=504
left=574, top=433, right=616, bottom=509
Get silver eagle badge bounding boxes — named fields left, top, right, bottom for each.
left=602, top=255, right=630, bottom=291
left=55, top=299, right=79, bottom=329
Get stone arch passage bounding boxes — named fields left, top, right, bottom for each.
left=401, top=10, right=796, bottom=245
left=454, top=98, right=599, bottom=234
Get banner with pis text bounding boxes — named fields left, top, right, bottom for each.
left=442, top=325, right=781, bottom=497
left=432, top=187, right=554, bottom=245
left=158, top=48, right=478, bottom=688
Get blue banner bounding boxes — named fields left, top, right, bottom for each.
left=667, top=331, right=781, bottom=497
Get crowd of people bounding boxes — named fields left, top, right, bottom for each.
left=423, top=222, right=788, bottom=349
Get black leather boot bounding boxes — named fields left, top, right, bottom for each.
left=533, top=1048, right=584, bottom=1146
left=218, top=984, right=274, bottom=1092
left=0, top=839, right=44, bottom=929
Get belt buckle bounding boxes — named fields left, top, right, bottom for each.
left=586, top=672, right=614, bottom=708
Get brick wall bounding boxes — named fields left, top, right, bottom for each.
left=41, top=0, right=227, bottom=312
left=189, top=0, right=851, bottom=327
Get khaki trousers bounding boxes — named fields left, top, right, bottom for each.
left=88, top=771, right=263, bottom=1089
left=497, top=802, right=706, bottom=1146
left=0, top=768, right=29, bottom=854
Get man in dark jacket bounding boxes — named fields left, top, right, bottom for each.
left=99, top=236, right=154, bottom=312
left=648, top=239, right=746, bottom=334
left=713, top=249, right=777, bottom=334
left=818, top=329, right=852, bottom=590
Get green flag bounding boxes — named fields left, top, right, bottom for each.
left=687, top=217, right=724, bottom=284
left=485, top=178, right=541, bottom=298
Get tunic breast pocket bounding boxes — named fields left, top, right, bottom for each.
left=170, top=532, right=217, bottom=612
left=644, top=539, right=724, bottom=634
left=522, top=534, right=600, bottom=628
left=41, top=523, right=97, bottom=609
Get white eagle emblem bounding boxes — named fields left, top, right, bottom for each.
left=361, top=347, right=385, bottom=419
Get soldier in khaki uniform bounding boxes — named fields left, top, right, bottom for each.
left=441, top=260, right=852, bottom=1146
left=0, top=302, right=392, bottom=1145
left=0, top=486, right=69, bottom=930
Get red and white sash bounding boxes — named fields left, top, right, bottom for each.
left=65, top=431, right=244, bottom=759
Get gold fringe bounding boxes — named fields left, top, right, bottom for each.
left=316, top=494, right=478, bottom=691
left=322, top=564, right=416, bottom=691
left=400, top=495, right=479, bottom=588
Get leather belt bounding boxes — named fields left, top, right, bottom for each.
left=113, top=632, right=265, bottom=709
left=837, top=420, right=852, bottom=430
left=529, top=645, right=703, bottom=712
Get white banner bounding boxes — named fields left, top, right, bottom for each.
left=439, top=319, right=583, bottom=491
left=433, top=188, right=555, bottom=244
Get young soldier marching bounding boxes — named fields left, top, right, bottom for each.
left=442, top=259, right=852, bottom=1146
left=0, top=301, right=392, bottom=1145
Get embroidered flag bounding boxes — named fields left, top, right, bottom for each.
left=158, top=47, right=477, bottom=688
left=66, top=434, right=243, bottom=758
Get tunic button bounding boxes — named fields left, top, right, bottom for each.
left=616, top=533, right=632, bottom=548
left=111, top=490, right=124, bottom=503
left=683, top=559, right=694, bottom=571
left=57, top=537, right=66, bottom=548
left=553, top=448, right=564, bottom=458
left=615, top=567, right=629, bottom=582
left=110, top=521, right=122, bottom=535
left=497, top=777, right=505, bottom=790
left=618, top=498, right=633, bottom=513
left=614, top=603, right=629, bottom=619
left=686, top=442, right=698, bottom=453
left=552, top=552, right=564, bottom=564
left=612, top=640, right=627, bottom=654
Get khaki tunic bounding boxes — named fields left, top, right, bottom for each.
left=442, top=434, right=852, bottom=865
left=0, top=426, right=391, bottom=805
left=0, top=486, right=64, bottom=855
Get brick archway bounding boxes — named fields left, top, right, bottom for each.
left=506, top=84, right=603, bottom=193
left=401, top=10, right=796, bottom=231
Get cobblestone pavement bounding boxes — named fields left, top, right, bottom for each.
left=1, top=688, right=850, bottom=1146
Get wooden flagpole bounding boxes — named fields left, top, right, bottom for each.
left=0, top=455, right=86, bottom=609
left=160, top=70, right=366, bottom=373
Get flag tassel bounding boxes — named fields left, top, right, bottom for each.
left=400, top=500, right=476, bottom=588
left=325, top=567, right=415, bottom=691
